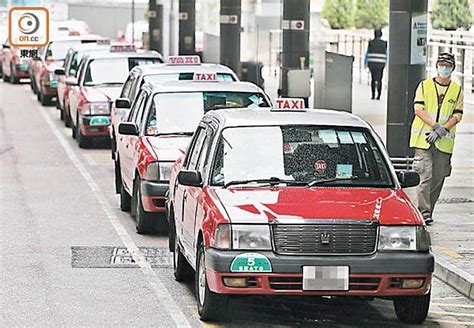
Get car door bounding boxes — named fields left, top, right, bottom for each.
left=181, top=126, right=213, bottom=260
left=69, top=58, right=87, bottom=127
left=119, top=90, right=149, bottom=193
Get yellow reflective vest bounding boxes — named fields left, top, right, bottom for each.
left=410, top=78, right=462, bottom=154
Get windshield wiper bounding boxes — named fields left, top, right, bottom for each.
left=307, top=176, right=358, bottom=187
left=154, top=132, right=194, bottom=136
left=224, top=177, right=306, bottom=188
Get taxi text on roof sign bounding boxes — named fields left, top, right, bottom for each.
left=193, top=72, right=217, bottom=81
left=168, top=55, right=201, bottom=65
left=274, top=98, right=305, bottom=110
left=110, top=44, right=136, bottom=52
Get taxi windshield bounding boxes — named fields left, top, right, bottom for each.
left=211, top=125, right=393, bottom=188
left=84, top=57, right=161, bottom=86
left=144, top=92, right=270, bottom=136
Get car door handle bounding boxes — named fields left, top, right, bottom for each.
left=183, top=193, right=187, bottom=201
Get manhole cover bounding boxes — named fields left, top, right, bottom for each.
left=71, top=246, right=172, bottom=268
left=437, top=197, right=473, bottom=204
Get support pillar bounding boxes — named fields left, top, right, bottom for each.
left=149, top=0, right=163, bottom=53
left=220, top=0, right=241, bottom=75
left=387, top=0, right=428, bottom=157
left=179, top=0, right=196, bottom=55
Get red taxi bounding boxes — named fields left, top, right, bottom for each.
left=116, top=81, right=271, bottom=234
left=167, top=108, right=433, bottom=323
left=67, top=45, right=162, bottom=148
left=1, top=42, right=30, bottom=83
left=30, top=34, right=102, bottom=105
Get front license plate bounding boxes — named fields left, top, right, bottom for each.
left=20, top=63, right=28, bottom=71
left=303, top=266, right=349, bottom=291
left=90, top=116, right=111, bottom=126
left=50, top=80, right=58, bottom=88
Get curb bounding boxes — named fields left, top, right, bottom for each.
left=433, top=255, right=474, bottom=300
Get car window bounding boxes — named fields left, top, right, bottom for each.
left=185, top=127, right=207, bottom=170
left=196, top=128, right=214, bottom=174
left=211, top=126, right=393, bottom=187
left=128, top=91, right=147, bottom=123
left=135, top=93, right=150, bottom=127
left=121, top=75, right=135, bottom=99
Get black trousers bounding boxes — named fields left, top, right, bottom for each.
left=368, top=63, right=385, bottom=98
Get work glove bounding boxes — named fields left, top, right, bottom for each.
left=425, top=123, right=449, bottom=144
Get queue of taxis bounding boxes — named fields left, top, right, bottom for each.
left=110, top=55, right=239, bottom=161
left=66, top=45, right=163, bottom=147
left=29, top=33, right=103, bottom=105
left=167, top=106, right=432, bottom=323
left=116, top=80, right=271, bottom=233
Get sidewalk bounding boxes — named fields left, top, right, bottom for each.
left=352, top=82, right=474, bottom=300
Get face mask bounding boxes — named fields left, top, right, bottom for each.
left=437, top=66, right=453, bottom=78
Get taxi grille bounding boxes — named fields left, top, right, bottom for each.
left=272, top=220, right=377, bottom=255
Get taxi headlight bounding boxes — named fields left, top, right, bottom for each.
left=144, top=161, right=174, bottom=182
left=378, top=226, right=430, bottom=251
left=232, top=225, right=272, bottom=250
left=85, top=102, right=110, bottom=115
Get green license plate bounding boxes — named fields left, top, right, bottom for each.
left=20, top=63, right=28, bottom=71
left=50, top=80, right=58, bottom=88
left=89, top=116, right=110, bottom=126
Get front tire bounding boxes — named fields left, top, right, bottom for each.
left=120, top=182, right=131, bottom=212
left=394, top=291, right=430, bottom=324
left=76, top=115, right=91, bottom=148
left=9, top=65, right=19, bottom=84
left=172, top=221, right=194, bottom=282
left=196, top=242, right=228, bottom=321
left=134, top=179, right=157, bottom=234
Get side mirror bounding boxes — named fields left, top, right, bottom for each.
left=397, top=170, right=420, bottom=188
left=2, top=44, right=10, bottom=49
left=118, top=122, right=139, bottom=136
left=115, top=98, right=131, bottom=109
left=65, top=77, right=78, bottom=86
left=178, top=170, right=203, bottom=187
left=55, top=68, right=65, bottom=76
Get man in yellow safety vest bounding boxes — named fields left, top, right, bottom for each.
left=410, top=53, right=464, bottom=225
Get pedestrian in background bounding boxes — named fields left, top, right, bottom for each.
left=410, top=53, right=463, bottom=225
left=365, top=29, right=387, bottom=100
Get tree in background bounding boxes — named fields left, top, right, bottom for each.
left=431, top=0, right=472, bottom=30
left=321, top=0, right=354, bottom=29
left=354, top=0, right=389, bottom=29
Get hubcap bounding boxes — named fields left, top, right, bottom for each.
left=198, top=252, right=206, bottom=306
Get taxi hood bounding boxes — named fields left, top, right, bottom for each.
left=45, top=61, right=64, bottom=72
left=82, top=85, right=122, bottom=103
left=144, top=135, right=192, bottom=161
left=210, top=187, right=423, bottom=225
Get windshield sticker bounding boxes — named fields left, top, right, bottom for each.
left=230, top=253, right=272, bottom=273
left=336, top=164, right=353, bottom=178
left=352, top=132, right=366, bottom=144
left=318, top=129, right=338, bottom=144
left=337, top=131, right=354, bottom=144
left=314, top=160, right=327, bottom=173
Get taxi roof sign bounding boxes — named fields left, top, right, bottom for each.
left=168, top=55, right=201, bottom=65
left=110, top=44, right=136, bottom=52
left=97, top=38, right=111, bottom=45
left=193, top=72, right=217, bottom=81
left=274, top=98, right=305, bottom=110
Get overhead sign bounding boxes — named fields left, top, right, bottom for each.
left=168, top=55, right=201, bottom=65
left=193, top=73, right=217, bottom=81
left=220, top=15, right=238, bottom=24
left=274, top=98, right=305, bottom=110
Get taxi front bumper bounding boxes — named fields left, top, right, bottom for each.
left=205, top=249, right=433, bottom=296
left=140, top=180, right=168, bottom=212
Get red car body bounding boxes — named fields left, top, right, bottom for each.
left=1, top=44, right=30, bottom=83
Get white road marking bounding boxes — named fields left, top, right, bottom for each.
left=432, top=303, right=474, bottom=309
left=36, top=93, right=192, bottom=327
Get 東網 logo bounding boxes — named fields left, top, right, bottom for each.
left=8, top=7, right=49, bottom=48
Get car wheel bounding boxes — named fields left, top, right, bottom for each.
left=172, top=222, right=194, bottom=282
left=196, top=241, right=229, bottom=321
left=110, top=131, right=116, bottom=160
left=134, top=178, right=156, bottom=234
left=64, top=103, right=71, bottom=127
left=39, top=92, right=50, bottom=106
left=120, top=182, right=131, bottom=212
left=3, top=71, right=9, bottom=82
left=9, top=65, right=18, bottom=84
left=30, top=78, right=36, bottom=93
left=393, top=291, right=430, bottom=324
left=76, top=115, right=91, bottom=148
left=114, top=157, right=122, bottom=194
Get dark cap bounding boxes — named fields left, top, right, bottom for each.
left=437, top=53, right=455, bottom=66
